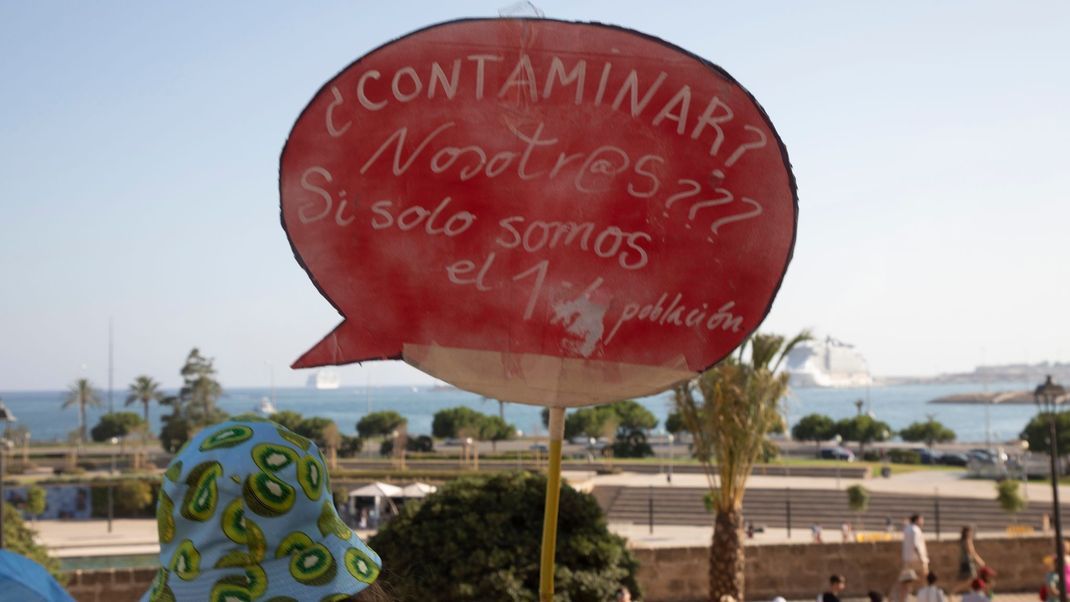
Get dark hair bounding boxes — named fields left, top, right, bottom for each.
left=867, top=591, right=884, bottom=602
left=927, top=572, right=938, bottom=585
left=830, top=574, right=845, bottom=584
left=350, top=579, right=394, bottom=601
left=909, top=514, right=921, bottom=524
left=961, top=525, right=972, bottom=540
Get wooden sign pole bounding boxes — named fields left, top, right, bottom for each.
left=539, top=406, right=566, bottom=601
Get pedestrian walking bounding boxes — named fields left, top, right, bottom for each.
left=812, top=523, right=824, bottom=543
left=951, top=526, right=986, bottom=595
left=897, top=514, right=929, bottom=600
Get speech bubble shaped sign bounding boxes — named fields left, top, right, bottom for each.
left=280, top=18, right=797, bottom=407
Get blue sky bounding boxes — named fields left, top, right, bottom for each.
left=1, top=1, right=1067, bottom=390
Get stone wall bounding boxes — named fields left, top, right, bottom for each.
left=634, top=535, right=1053, bottom=601
left=65, top=567, right=157, bottom=602
left=64, top=535, right=1054, bottom=602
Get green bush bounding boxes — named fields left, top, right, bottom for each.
left=611, top=429, right=654, bottom=458
left=846, top=484, right=870, bottom=513
left=90, top=479, right=159, bottom=517
left=887, top=449, right=921, bottom=465
left=90, top=411, right=145, bottom=442
left=1, top=505, right=65, bottom=584
left=115, top=480, right=155, bottom=515
left=159, top=414, right=191, bottom=454
left=996, top=479, right=1026, bottom=516
left=370, top=471, right=640, bottom=601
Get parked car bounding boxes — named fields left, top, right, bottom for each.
left=918, top=449, right=938, bottom=465
left=937, top=452, right=969, bottom=467
left=819, top=446, right=856, bottom=462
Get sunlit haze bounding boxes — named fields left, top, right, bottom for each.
left=2, top=1, right=1067, bottom=390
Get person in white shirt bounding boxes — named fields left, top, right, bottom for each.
left=916, top=572, right=947, bottom=602
left=898, top=514, right=929, bottom=601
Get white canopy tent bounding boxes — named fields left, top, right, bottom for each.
left=400, top=482, right=437, bottom=498
left=349, top=482, right=403, bottom=499
left=348, top=482, right=403, bottom=527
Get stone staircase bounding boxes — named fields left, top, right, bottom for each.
left=598, top=485, right=1067, bottom=533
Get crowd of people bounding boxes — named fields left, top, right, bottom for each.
left=808, top=512, right=1070, bottom=602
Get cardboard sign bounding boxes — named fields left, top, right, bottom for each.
left=280, top=19, right=797, bottom=406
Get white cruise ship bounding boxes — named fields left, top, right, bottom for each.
left=784, top=336, right=872, bottom=388
left=305, top=369, right=341, bottom=390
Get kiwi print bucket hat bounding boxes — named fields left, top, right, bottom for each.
left=142, top=419, right=381, bottom=601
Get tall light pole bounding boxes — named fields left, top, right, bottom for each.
left=0, top=399, right=17, bottom=549
left=1036, top=375, right=1067, bottom=602
left=108, top=436, right=119, bottom=534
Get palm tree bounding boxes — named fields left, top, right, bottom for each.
left=125, top=375, right=164, bottom=425
left=62, top=378, right=102, bottom=444
left=673, top=331, right=809, bottom=601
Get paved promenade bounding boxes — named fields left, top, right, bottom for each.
left=33, top=468, right=1070, bottom=558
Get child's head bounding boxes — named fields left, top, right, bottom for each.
left=927, top=572, right=938, bottom=585
left=970, top=578, right=985, bottom=591
left=829, top=574, right=846, bottom=592
left=143, top=419, right=382, bottom=601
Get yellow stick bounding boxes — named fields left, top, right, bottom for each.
left=539, top=406, right=566, bottom=602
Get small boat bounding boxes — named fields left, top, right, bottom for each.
left=256, top=397, right=278, bottom=416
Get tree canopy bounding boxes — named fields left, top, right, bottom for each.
left=563, top=400, right=658, bottom=441
left=125, top=375, right=164, bottom=425
left=160, top=348, right=227, bottom=452
left=90, top=411, right=146, bottom=442
left=62, top=378, right=102, bottom=444
left=369, top=471, right=639, bottom=601
left=833, top=415, right=893, bottom=453
left=294, top=416, right=342, bottom=450
left=791, top=413, right=835, bottom=443
left=1020, top=411, right=1070, bottom=455
left=672, top=330, right=809, bottom=601
left=665, top=411, right=686, bottom=436
left=900, top=419, right=956, bottom=447
left=270, top=410, right=304, bottom=432
left=431, top=406, right=515, bottom=442
left=356, top=410, right=407, bottom=439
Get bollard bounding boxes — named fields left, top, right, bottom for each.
left=934, top=489, right=941, bottom=541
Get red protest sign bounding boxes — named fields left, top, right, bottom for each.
left=280, top=19, right=797, bottom=406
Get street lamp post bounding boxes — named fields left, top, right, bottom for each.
left=1036, top=375, right=1067, bottom=602
left=667, top=433, right=675, bottom=484
left=108, top=436, right=119, bottom=534
left=0, top=398, right=17, bottom=549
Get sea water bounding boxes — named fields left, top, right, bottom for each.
left=0, top=380, right=1039, bottom=444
